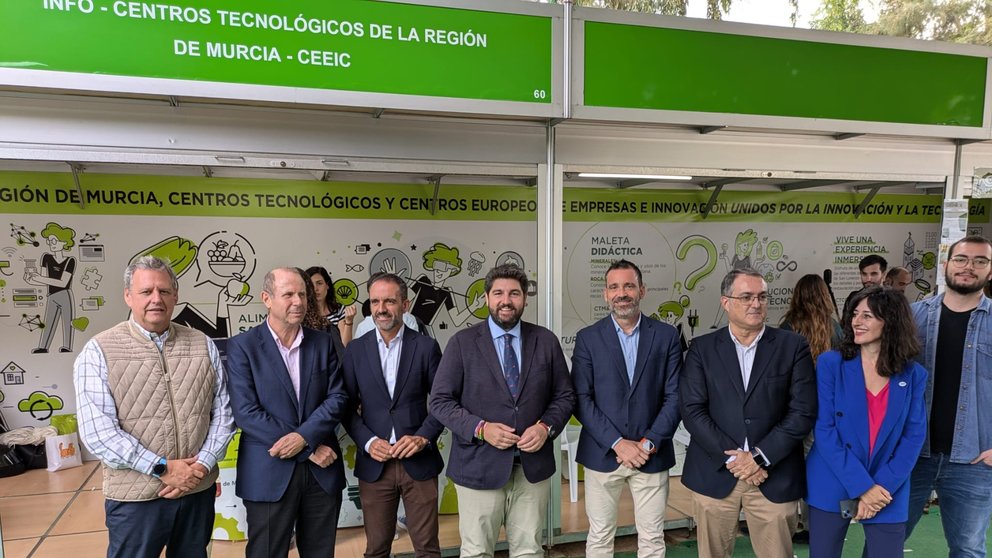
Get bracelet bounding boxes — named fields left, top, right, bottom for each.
left=343, top=320, right=353, bottom=326
left=476, top=421, right=487, bottom=441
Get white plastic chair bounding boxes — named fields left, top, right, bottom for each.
left=561, top=423, right=581, bottom=503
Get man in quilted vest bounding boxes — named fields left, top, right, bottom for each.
left=74, top=255, right=235, bottom=558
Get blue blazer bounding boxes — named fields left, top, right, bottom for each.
left=806, top=350, right=927, bottom=523
left=341, top=326, right=445, bottom=483
left=226, top=323, right=348, bottom=502
left=571, top=314, right=682, bottom=473
left=429, top=320, right=576, bottom=490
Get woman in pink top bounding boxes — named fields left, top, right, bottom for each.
left=805, top=287, right=928, bottom=557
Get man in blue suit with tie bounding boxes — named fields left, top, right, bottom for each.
left=430, top=264, right=575, bottom=558
left=227, top=267, right=348, bottom=558
left=571, top=259, right=682, bottom=558
left=342, top=272, right=444, bottom=558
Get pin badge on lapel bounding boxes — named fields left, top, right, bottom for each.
left=898, top=381, right=907, bottom=387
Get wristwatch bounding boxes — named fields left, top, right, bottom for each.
left=151, top=457, right=167, bottom=478
left=639, top=438, right=657, bottom=454
left=750, top=447, right=770, bottom=467
left=538, top=420, right=554, bottom=437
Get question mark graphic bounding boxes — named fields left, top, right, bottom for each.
left=676, top=235, right=718, bottom=291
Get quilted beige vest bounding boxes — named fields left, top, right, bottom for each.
left=93, top=321, right=218, bottom=501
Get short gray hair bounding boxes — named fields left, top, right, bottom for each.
left=720, top=268, right=764, bottom=297
left=124, top=256, right=179, bottom=291
left=262, top=267, right=299, bottom=295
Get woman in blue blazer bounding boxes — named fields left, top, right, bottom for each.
left=806, top=286, right=927, bottom=557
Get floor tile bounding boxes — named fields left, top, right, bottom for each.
left=50, top=490, right=106, bottom=536
left=0, top=462, right=98, bottom=498
left=1, top=538, right=39, bottom=558
left=30, top=531, right=107, bottom=557
left=0, top=492, right=72, bottom=540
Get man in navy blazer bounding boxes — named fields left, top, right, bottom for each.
left=227, top=267, right=348, bottom=558
left=342, top=272, right=444, bottom=558
left=572, top=259, right=682, bottom=558
left=430, top=264, right=575, bottom=558
left=680, top=268, right=816, bottom=558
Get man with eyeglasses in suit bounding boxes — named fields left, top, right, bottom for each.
left=906, top=235, right=992, bottom=557
left=680, top=268, right=816, bottom=558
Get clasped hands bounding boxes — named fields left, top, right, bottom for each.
left=368, top=435, right=430, bottom=462
left=157, top=457, right=208, bottom=499
left=855, top=484, right=892, bottom=521
left=613, top=439, right=650, bottom=469
left=724, top=449, right=768, bottom=486
left=483, top=422, right=548, bottom=453
left=267, top=432, right=338, bottom=468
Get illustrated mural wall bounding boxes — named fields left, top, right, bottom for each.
left=559, top=188, right=992, bottom=359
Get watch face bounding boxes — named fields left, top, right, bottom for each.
left=153, top=462, right=167, bottom=476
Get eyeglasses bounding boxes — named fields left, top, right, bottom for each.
left=724, top=293, right=769, bottom=305
left=949, top=256, right=991, bottom=269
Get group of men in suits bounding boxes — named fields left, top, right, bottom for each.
left=573, top=261, right=816, bottom=558
left=79, top=256, right=816, bottom=558
left=227, top=263, right=577, bottom=558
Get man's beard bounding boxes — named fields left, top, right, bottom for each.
left=945, top=270, right=989, bottom=295
left=489, top=304, right=522, bottom=330
left=609, top=296, right=640, bottom=318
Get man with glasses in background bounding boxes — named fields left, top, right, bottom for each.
left=907, top=235, right=992, bottom=557
left=680, top=268, right=816, bottom=558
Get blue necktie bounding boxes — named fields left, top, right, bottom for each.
left=502, top=333, right=520, bottom=399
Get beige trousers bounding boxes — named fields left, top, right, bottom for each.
left=454, top=465, right=550, bottom=558
left=584, top=466, right=669, bottom=558
left=691, top=480, right=798, bottom=558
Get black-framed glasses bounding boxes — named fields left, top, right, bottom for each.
left=723, top=293, right=769, bottom=305
left=949, top=256, right=991, bottom=269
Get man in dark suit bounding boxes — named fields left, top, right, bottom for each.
left=430, top=264, right=575, bottom=558
left=342, top=272, right=444, bottom=558
left=226, top=267, right=348, bottom=558
left=572, top=259, right=681, bottom=558
left=680, top=268, right=816, bottom=558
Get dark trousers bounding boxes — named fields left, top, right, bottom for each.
left=244, top=461, right=342, bottom=558
left=358, top=460, right=440, bottom=558
left=104, top=486, right=215, bottom=558
left=808, top=505, right=905, bottom=558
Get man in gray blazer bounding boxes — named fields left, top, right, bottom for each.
left=430, top=264, right=575, bottom=558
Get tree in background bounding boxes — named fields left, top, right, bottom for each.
left=811, top=0, right=992, bottom=46
left=810, top=0, right=872, bottom=33
left=569, top=0, right=732, bottom=19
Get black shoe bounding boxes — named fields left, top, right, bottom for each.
left=59, top=347, right=72, bottom=353
left=792, top=530, right=810, bottom=545
left=31, top=348, right=48, bottom=354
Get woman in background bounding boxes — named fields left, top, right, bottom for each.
left=297, top=268, right=345, bottom=366
left=306, top=266, right=356, bottom=346
left=780, top=274, right=842, bottom=362
left=806, top=287, right=927, bottom=557
left=779, top=273, right=844, bottom=542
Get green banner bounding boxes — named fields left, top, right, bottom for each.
left=0, top=0, right=553, bottom=105
left=4, top=172, right=989, bottom=226
left=0, top=172, right=538, bottom=220
left=584, top=21, right=987, bottom=127
left=563, top=188, right=985, bottom=224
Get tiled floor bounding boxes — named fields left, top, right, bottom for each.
left=0, top=461, right=692, bottom=557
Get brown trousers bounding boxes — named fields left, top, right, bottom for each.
left=358, top=460, right=440, bottom=558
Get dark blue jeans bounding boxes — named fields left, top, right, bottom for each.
left=105, top=487, right=215, bottom=558
left=906, top=454, right=992, bottom=558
